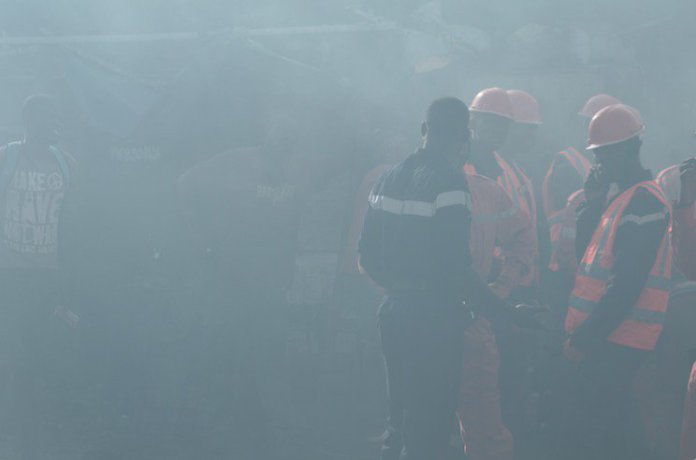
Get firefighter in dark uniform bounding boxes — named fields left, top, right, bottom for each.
left=358, top=97, right=539, bottom=460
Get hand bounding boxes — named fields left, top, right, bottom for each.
left=509, top=303, right=548, bottom=329
left=679, top=158, right=696, bottom=208
left=563, top=339, right=583, bottom=363
left=584, top=166, right=610, bottom=205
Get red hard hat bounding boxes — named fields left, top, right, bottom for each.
left=506, top=89, right=542, bottom=124
left=470, top=87, right=514, bottom=119
left=578, top=94, right=622, bottom=119
left=587, top=104, right=645, bottom=150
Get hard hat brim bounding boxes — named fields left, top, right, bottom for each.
left=586, top=126, right=645, bottom=151
left=469, top=108, right=514, bottom=120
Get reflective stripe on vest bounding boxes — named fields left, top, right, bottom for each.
left=544, top=149, right=591, bottom=272
left=568, top=294, right=667, bottom=324
left=493, top=152, right=530, bottom=219
left=464, top=156, right=525, bottom=215
left=560, top=148, right=592, bottom=180
left=495, top=154, right=538, bottom=286
left=565, top=180, right=672, bottom=351
left=511, top=161, right=537, bottom=231
left=542, top=147, right=591, bottom=217
left=548, top=189, right=585, bottom=272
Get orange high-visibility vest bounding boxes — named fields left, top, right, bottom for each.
left=512, top=162, right=537, bottom=237
left=510, top=161, right=539, bottom=286
left=543, top=148, right=592, bottom=272
left=548, top=189, right=586, bottom=273
left=542, top=147, right=592, bottom=218
left=464, top=152, right=531, bottom=219
left=565, top=180, right=672, bottom=351
left=465, top=153, right=538, bottom=286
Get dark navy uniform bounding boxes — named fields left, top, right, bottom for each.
left=360, top=149, right=508, bottom=460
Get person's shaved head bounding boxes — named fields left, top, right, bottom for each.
left=421, top=97, right=471, bottom=165
left=426, top=97, right=470, bottom=140
left=22, top=94, right=60, bottom=145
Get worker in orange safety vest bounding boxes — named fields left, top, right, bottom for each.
left=562, top=104, right=672, bottom=460
left=500, top=89, right=543, bottom=292
left=465, top=88, right=538, bottom=296
left=542, top=94, right=621, bottom=327
left=544, top=94, right=620, bottom=276
left=502, top=89, right=541, bottom=236
left=457, top=172, right=537, bottom=460
left=465, top=87, right=540, bottom=445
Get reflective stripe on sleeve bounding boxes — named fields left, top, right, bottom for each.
left=628, top=308, right=666, bottom=325
left=569, top=295, right=666, bottom=324
left=369, top=190, right=471, bottom=217
left=618, top=212, right=668, bottom=226
left=578, top=262, right=671, bottom=291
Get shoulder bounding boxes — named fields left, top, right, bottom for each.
left=371, top=154, right=416, bottom=193
left=0, top=141, right=22, bottom=167
left=620, top=185, right=669, bottom=225
left=631, top=186, right=669, bottom=211
left=57, top=148, right=78, bottom=170
left=657, top=164, right=680, bottom=181
left=552, top=152, right=578, bottom=170
left=464, top=171, right=496, bottom=187
left=465, top=172, right=504, bottom=195
left=656, top=164, right=681, bottom=203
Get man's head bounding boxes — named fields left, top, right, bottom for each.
left=505, top=89, right=542, bottom=157
left=469, top=88, right=514, bottom=153
left=470, top=112, right=512, bottom=153
left=421, top=97, right=471, bottom=162
left=592, top=136, right=642, bottom=183
left=22, top=94, right=60, bottom=145
left=588, top=104, right=644, bottom=183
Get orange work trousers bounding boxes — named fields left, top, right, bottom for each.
left=458, top=317, right=513, bottom=460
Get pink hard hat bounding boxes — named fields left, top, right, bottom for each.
left=470, top=87, right=514, bottom=119
left=506, top=89, right=542, bottom=124
left=578, top=94, right=622, bottom=119
left=587, top=104, right=645, bottom=150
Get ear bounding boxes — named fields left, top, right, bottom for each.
left=421, top=122, right=427, bottom=138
